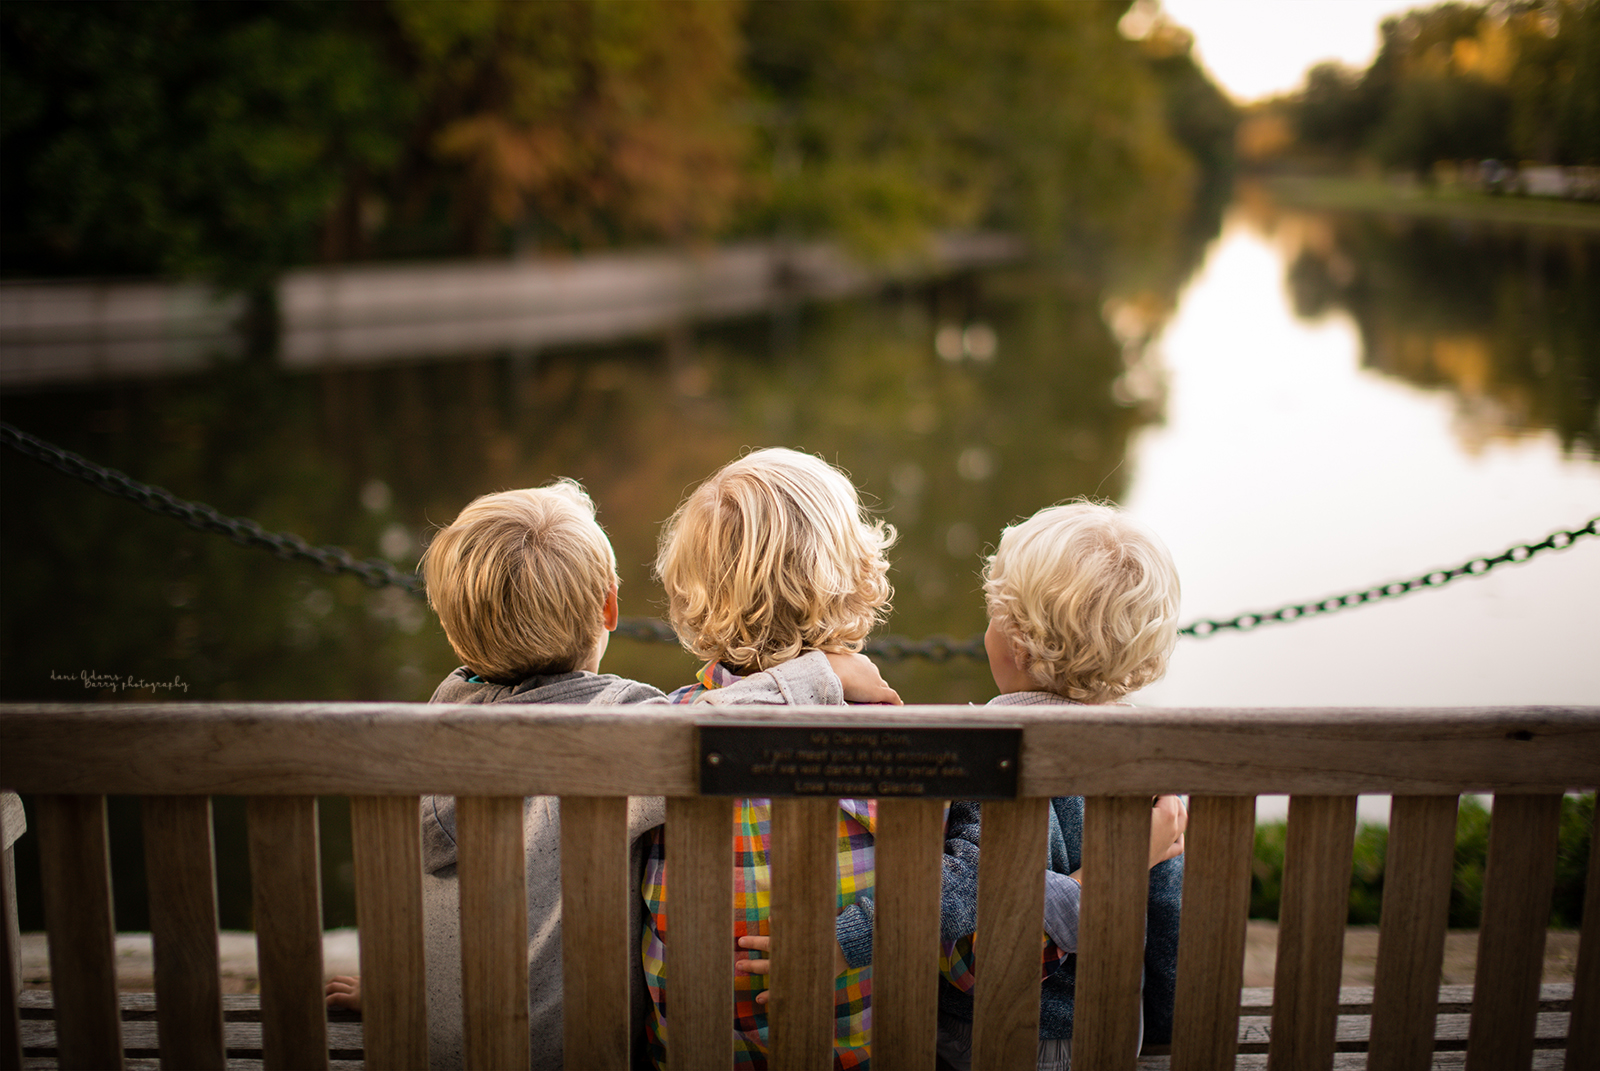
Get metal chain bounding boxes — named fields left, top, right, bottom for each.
left=1176, top=516, right=1600, bottom=638
left=2, top=421, right=423, bottom=594
left=6, top=420, right=1596, bottom=660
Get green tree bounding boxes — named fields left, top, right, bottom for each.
left=0, top=0, right=408, bottom=285
left=740, top=0, right=1196, bottom=265
left=386, top=0, right=750, bottom=253
left=1506, top=0, right=1600, bottom=164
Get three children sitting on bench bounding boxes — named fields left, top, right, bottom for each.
left=327, top=447, right=1186, bottom=1071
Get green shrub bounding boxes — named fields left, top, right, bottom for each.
left=1247, top=792, right=1592, bottom=928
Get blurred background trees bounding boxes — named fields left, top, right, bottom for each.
left=1282, top=0, right=1600, bottom=173
left=1, top=0, right=1234, bottom=286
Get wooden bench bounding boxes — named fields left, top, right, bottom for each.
left=2, top=703, right=1596, bottom=1070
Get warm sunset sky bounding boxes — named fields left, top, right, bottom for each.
left=1151, top=0, right=1423, bottom=102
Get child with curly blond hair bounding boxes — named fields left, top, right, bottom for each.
left=937, top=500, right=1188, bottom=1071
left=640, top=447, right=899, bottom=1069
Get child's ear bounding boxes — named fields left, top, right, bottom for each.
left=603, top=584, right=619, bottom=631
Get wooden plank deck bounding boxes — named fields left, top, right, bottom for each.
left=14, top=985, right=1577, bottom=1069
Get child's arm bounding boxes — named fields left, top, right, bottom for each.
left=822, top=651, right=902, bottom=705
left=325, top=975, right=361, bottom=1011
left=731, top=932, right=848, bottom=1005
left=695, top=650, right=901, bottom=706
left=942, top=795, right=1188, bottom=989
left=1037, top=795, right=1186, bottom=954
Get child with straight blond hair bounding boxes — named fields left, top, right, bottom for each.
left=326, top=478, right=894, bottom=1071
left=934, top=499, right=1188, bottom=1070
left=640, top=447, right=899, bottom=1070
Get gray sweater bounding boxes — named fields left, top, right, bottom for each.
left=419, top=652, right=844, bottom=1071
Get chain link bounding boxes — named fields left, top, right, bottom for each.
left=6, top=421, right=1596, bottom=661
left=2, top=421, right=423, bottom=594
left=1176, top=516, right=1600, bottom=638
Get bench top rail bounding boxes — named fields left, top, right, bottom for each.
left=2, top=703, right=1596, bottom=798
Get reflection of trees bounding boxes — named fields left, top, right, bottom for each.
left=1287, top=215, right=1600, bottom=456
left=0, top=263, right=1162, bottom=707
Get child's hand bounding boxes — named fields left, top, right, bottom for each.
left=325, top=974, right=362, bottom=1012
left=734, top=934, right=849, bottom=1005
left=1149, top=795, right=1187, bottom=868
left=824, top=652, right=902, bottom=705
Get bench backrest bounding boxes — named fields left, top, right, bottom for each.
left=2, top=703, right=1597, bottom=1070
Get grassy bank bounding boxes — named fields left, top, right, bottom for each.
left=1262, top=173, right=1600, bottom=232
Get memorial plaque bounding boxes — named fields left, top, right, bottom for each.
left=697, top=724, right=1022, bottom=799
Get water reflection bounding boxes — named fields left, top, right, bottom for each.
left=1128, top=206, right=1600, bottom=720
left=0, top=266, right=1156, bottom=712
left=1265, top=195, right=1600, bottom=459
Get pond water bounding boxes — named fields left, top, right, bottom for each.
left=1131, top=207, right=1600, bottom=713
left=3, top=186, right=1596, bottom=926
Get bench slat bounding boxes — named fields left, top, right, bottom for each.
left=456, top=796, right=528, bottom=1071
left=1467, top=793, right=1562, bottom=1069
left=560, top=796, right=630, bottom=1070
left=142, top=795, right=225, bottom=1070
left=873, top=799, right=944, bottom=1071
left=1268, top=794, right=1356, bottom=1071
left=246, top=796, right=327, bottom=1071
left=664, top=796, right=733, bottom=1070
left=971, top=798, right=1048, bottom=1071
left=1078, top=796, right=1155, bottom=1071
left=3, top=795, right=23, bottom=1071
left=767, top=798, right=837, bottom=1070
left=36, top=794, right=123, bottom=1070
left=1171, top=794, right=1255, bottom=1070
left=1571, top=800, right=1600, bottom=1066
left=350, top=796, right=428, bottom=1070
left=1369, top=795, right=1458, bottom=1071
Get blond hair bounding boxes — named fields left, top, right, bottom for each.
left=656, top=448, right=895, bottom=671
left=421, top=481, right=618, bottom=681
left=984, top=500, right=1180, bottom=704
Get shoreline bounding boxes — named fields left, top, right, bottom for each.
left=1258, top=172, right=1600, bottom=231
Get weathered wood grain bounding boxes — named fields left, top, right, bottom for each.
left=3, top=705, right=1596, bottom=797
left=1077, top=796, right=1155, bottom=1071
left=246, top=795, right=328, bottom=1071
left=1467, top=793, right=1562, bottom=1070
left=1570, top=797, right=1600, bottom=1067
left=872, top=799, right=944, bottom=1071
left=970, top=798, right=1049, bottom=1071
left=1268, top=795, right=1356, bottom=1071
left=559, top=796, right=630, bottom=1070
left=1368, top=795, right=1458, bottom=1071
left=349, top=796, right=428, bottom=1070
left=768, top=798, right=836, bottom=1071
left=456, top=796, right=528, bottom=1071
left=141, top=795, right=225, bottom=1070
left=1171, top=795, right=1255, bottom=1071
left=1, top=793, right=22, bottom=1071
left=35, top=794, right=123, bottom=1070
left=663, top=796, right=733, bottom=1071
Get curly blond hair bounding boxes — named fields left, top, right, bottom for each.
left=656, top=448, right=895, bottom=671
left=421, top=481, right=618, bottom=682
left=984, top=500, right=1180, bottom=704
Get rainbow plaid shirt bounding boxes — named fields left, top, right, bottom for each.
left=641, top=661, right=876, bottom=1070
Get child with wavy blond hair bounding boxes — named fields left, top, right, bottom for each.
left=641, top=447, right=899, bottom=1069
left=938, top=500, right=1187, bottom=1071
